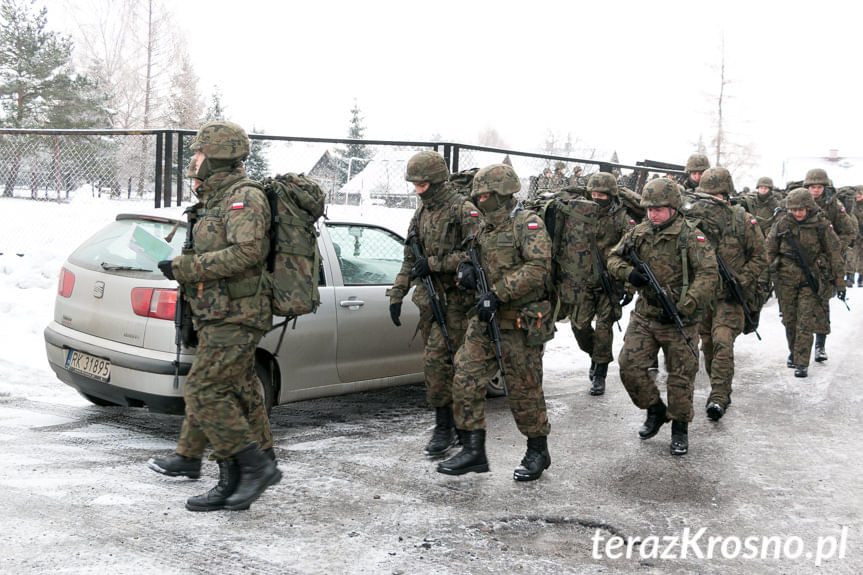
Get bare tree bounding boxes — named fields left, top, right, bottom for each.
left=476, top=126, right=508, bottom=148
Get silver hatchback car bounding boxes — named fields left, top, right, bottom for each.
left=44, top=213, right=425, bottom=414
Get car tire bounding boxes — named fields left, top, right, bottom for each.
left=79, top=392, right=120, bottom=407
left=254, top=358, right=277, bottom=415
left=485, top=371, right=506, bottom=398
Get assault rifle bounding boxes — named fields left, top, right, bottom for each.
left=166, top=206, right=198, bottom=389
left=464, top=235, right=508, bottom=395
left=407, top=231, right=455, bottom=364
left=778, top=230, right=835, bottom=314
left=716, top=254, right=762, bottom=340
left=593, top=243, right=622, bottom=331
left=627, top=243, right=699, bottom=359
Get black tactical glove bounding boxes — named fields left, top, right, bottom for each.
left=157, top=260, right=175, bottom=281
left=457, top=261, right=478, bottom=291
left=837, top=289, right=847, bottom=302
left=476, top=291, right=499, bottom=323
left=410, top=257, right=431, bottom=279
left=628, top=266, right=649, bottom=288
left=619, top=292, right=634, bottom=307
left=389, top=301, right=402, bottom=326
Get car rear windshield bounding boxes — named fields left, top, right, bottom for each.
left=69, top=217, right=186, bottom=273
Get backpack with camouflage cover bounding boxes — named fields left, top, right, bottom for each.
left=258, top=173, right=325, bottom=319
left=523, top=189, right=599, bottom=309
left=448, top=167, right=479, bottom=197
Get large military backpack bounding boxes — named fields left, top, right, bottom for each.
left=523, top=190, right=599, bottom=308
left=617, top=186, right=646, bottom=221
left=258, top=173, right=325, bottom=319
left=448, top=167, right=479, bottom=197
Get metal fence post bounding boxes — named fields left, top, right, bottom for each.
left=154, top=132, right=163, bottom=208
left=163, top=131, right=173, bottom=208
left=175, top=131, right=184, bottom=206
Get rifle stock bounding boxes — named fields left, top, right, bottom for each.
left=172, top=207, right=197, bottom=389
left=716, top=254, right=761, bottom=340
left=628, top=244, right=699, bottom=359
left=594, top=243, right=622, bottom=331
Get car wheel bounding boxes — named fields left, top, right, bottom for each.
left=79, top=392, right=120, bottom=407
left=255, top=358, right=277, bottom=415
left=485, top=371, right=506, bottom=398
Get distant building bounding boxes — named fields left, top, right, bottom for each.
left=783, top=149, right=863, bottom=188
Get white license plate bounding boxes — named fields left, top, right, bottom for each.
left=65, top=349, right=111, bottom=383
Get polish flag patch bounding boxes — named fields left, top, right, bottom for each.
left=629, top=219, right=636, bottom=225
left=527, top=222, right=540, bottom=230
left=469, top=210, right=480, bottom=217
left=696, top=235, right=706, bottom=242
left=231, top=202, right=244, bottom=210
left=751, top=218, right=758, bottom=225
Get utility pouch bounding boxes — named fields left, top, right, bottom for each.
left=518, top=300, right=555, bottom=347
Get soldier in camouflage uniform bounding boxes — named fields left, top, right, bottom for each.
left=855, top=186, right=863, bottom=287
left=681, top=168, right=767, bottom=421
left=386, top=151, right=483, bottom=457
left=550, top=162, right=568, bottom=191
left=767, top=188, right=846, bottom=377
left=155, top=121, right=281, bottom=511
left=607, top=178, right=718, bottom=455
left=682, top=153, right=710, bottom=194
left=437, top=164, right=554, bottom=481
left=803, top=169, right=855, bottom=362
left=570, top=172, right=637, bottom=396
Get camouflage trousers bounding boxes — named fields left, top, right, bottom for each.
left=420, top=304, right=468, bottom=408
left=182, top=324, right=273, bottom=459
left=618, top=311, right=699, bottom=423
left=775, top=281, right=829, bottom=368
left=854, top=242, right=863, bottom=274
left=699, top=299, right=744, bottom=408
left=452, top=316, right=550, bottom=438
left=570, top=289, right=620, bottom=364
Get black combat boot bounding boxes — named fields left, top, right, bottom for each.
left=146, top=452, right=201, bottom=479
left=787, top=354, right=795, bottom=368
left=858, top=274, right=863, bottom=288
left=794, top=366, right=808, bottom=378
left=638, top=400, right=669, bottom=440
left=263, top=447, right=277, bottom=462
left=185, top=458, right=241, bottom=512
left=436, top=429, right=489, bottom=476
left=589, top=360, right=596, bottom=382
left=814, top=334, right=827, bottom=362
left=706, top=401, right=725, bottom=422
left=424, top=406, right=457, bottom=457
left=513, top=436, right=551, bottom=482
left=223, top=443, right=282, bottom=511
left=589, top=362, right=608, bottom=396
left=669, top=421, right=688, bottom=456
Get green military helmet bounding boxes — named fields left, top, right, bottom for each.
left=756, top=176, right=774, bottom=190
left=803, top=168, right=830, bottom=187
left=554, top=161, right=566, bottom=171
left=698, top=167, right=735, bottom=197
left=685, top=153, right=710, bottom=173
left=189, top=121, right=250, bottom=161
left=405, top=151, right=449, bottom=184
left=472, top=163, right=521, bottom=197
left=641, top=177, right=682, bottom=209
left=786, top=187, right=817, bottom=211
left=586, top=171, right=618, bottom=196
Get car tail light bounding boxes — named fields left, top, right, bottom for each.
left=131, top=287, right=177, bottom=320
left=58, top=267, right=75, bottom=298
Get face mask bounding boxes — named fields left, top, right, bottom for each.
left=476, top=193, right=502, bottom=214
left=594, top=197, right=611, bottom=208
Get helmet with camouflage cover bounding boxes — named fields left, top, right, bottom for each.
left=554, top=161, right=566, bottom=171
left=405, top=151, right=449, bottom=184
left=586, top=172, right=618, bottom=196
left=189, top=121, right=250, bottom=161
left=786, top=188, right=817, bottom=211
left=803, top=168, right=830, bottom=187
left=685, top=153, right=710, bottom=173
left=641, top=177, right=682, bottom=209
left=472, top=164, right=521, bottom=197
left=698, top=167, right=735, bottom=197
left=756, top=176, right=774, bottom=190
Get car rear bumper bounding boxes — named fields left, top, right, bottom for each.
left=44, top=322, right=193, bottom=415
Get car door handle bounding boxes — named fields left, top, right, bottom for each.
left=339, top=299, right=365, bottom=308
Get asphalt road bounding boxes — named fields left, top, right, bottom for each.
left=1, top=308, right=861, bottom=574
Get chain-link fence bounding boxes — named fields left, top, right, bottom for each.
left=0, top=129, right=685, bottom=207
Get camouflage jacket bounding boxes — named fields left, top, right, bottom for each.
left=739, top=191, right=780, bottom=236
left=857, top=199, right=863, bottom=236
left=767, top=211, right=845, bottom=291
left=595, top=199, right=638, bottom=290
left=476, top=205, right=552, bottom=314
left=607, top=213, right=718, bottom=323
left=387, top=183, right=483, bottom=318
left=681, top=193, right=767, bottom=297
left=172, top=166, right=273, bottom=332
left=814, top=193, right=855, bottom=251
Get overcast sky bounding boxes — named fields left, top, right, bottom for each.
left=55, top=0, right=863, bottom=186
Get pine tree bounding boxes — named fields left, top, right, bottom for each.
left=245, top=126, right=270, bottom=181
left=335, top=99, right=372, bottom=185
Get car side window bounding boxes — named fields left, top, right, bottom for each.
left=327, top=224, right=404, bottom=285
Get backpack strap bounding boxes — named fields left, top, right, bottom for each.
left=678, top=218, right=698, bottom=305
